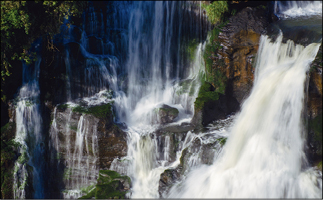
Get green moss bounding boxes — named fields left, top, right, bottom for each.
left=79, top=170, right=131, bottom=199
left=159, top=107, right=179, bottom=116
left=317, top=161, right=322, bottom=171
left=217, top=137, right=227, bottom=146
left=201, top=1, right=228, bottom=25
left=203, top=23, right=227, bottom=93
left=95, top=183, right=126, bottom=199
left=72, top=104, right=112, bottom=118
left=194, top=82, right=219, bottom=111
left=17, top=151, right=29, bottom=164
left=187, top=39, right=199, bottom=61
left=57, top=104, right=69, bottom=110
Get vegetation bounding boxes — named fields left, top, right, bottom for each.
left=217, top=137, right=227, bottom=146
left=79, top=170, right=131, bottom=199
left=201, top=1, right=228, bottom=25
left=1, top=1, right=87, bottom=102
left=194, top=82, right=219, bottom=111
left=1, top=122, right=19, bottom=198
left=72, top=104, right=113, bottom=118
left=203, top=21, right=228, bottom=90
left=187, top=39, right=199, bottom=61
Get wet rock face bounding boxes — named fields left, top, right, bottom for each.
left=98, top=123, right=128, bottom=170
left=218, top=6, right=269, bottom=104
left=158, top=133, right=225, bottom=198
left=158, top=104, right=179, bottom=124
left=306, top=44, right=322, bottom=166
left=201, top=93, right=240, bottom=126
left=49, top=104, right=128, bottom=196
left=192, top=83, right=240, bottom=127
left=159, top=168, right=182, bottom=198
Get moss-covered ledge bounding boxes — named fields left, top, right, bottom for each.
left=79, top=170, right=131, bottom=199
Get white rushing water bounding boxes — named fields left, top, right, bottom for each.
left=109, top=2, right=208, bottom=198
left=274, top=1, right=322, bottom=18
left=167, top=34, right=322, bottom=198
left=14, top=57, right=45, bottom=199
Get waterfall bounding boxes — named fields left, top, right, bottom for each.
left=167, top=34, right=322, bottom=198
left=14, top=55, right=45, bottom=198
left=274, top=1, right=322, bottom=18
left=9, top=0, right=322, bottom=199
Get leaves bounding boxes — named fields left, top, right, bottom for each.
left=202, top=1, right=228, bottom=25
left=1, top=1, right=87, bottom=102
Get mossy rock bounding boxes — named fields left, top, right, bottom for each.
left=72, top=103, right=113, bottom=119
left=78, top=170, right=131, bottom=199
left=157, top=104, right=179, bottom=124
left=194, top=82, right=219, bottom=111
left=317, top=161, right=322, bottom=172
left=309, top=113, right=322, bottom=155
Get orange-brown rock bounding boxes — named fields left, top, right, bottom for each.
left=217, top=6, right=269, bottom=103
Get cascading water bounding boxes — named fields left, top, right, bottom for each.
left=11, top=0, right=322, bottom=199
left=108, top=2, right=208, bottom=198
left=167, top=33, right=322, bottom=199
left=14, top=51, right=45, bottom=199
left=274, top=1, right=322, bottom=18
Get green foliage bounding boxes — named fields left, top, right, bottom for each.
left=317, top=161, right=322, bottom=171
left=72, top=104, right=113, bottom=118
left=79, top=170, right=131, bottom=199
left=1, top=122, right=19, bottom=199
left=201, top=1, right=228, bottom=25
left=187, top=39, right=199, bottom=61
left=194, top=82, right=219, bottom=111
left=217, top=137, right=227, bottom=146
left=57, top=103, right=69, bottom=110
left=1, top=1, right=87, bottom=102
left=203, top=21, right=228, bottom=92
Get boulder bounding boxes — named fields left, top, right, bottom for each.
left=158, top=104, right=179, bottom=124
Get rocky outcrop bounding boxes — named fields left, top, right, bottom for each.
left=218, top=6, right=269, bottom=104
left=192, top=6, right=269, bottom=128
left=306, top=44, right=322, bottom=167
left=158, top=134, right=226, bottom=198
left=47, top=103, right=128, bottom=197
left=192, top=82, right=240, bottom=128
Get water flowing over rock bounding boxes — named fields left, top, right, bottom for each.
left=168, top=33, right=322, bottom=199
